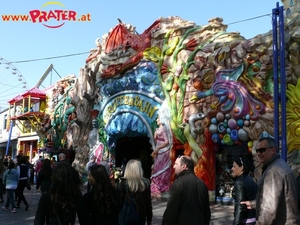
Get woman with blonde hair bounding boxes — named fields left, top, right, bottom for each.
left=117, top=159, right=153, bottom=225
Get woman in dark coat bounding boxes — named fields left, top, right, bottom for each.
left=16, top=156, right=30, bottom=210
left=231, top=156, right=257, bottom=225
left=83, top=164, right=122, bottom=225
left=34, top=162, right=89, bottom=225
left=36, top=159, right=52, bottom=193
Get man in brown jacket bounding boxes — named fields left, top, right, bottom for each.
left=241, top=131, right=300, bottom=225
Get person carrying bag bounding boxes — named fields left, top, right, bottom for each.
left=117, top=159, right=152, bottom=225
left=119, top=183, right=139, bottom=224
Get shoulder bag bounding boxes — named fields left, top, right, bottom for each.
left=118, top=183, right=139, bottom=225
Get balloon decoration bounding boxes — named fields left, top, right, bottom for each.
left=208, top=112, right=250, bottom=146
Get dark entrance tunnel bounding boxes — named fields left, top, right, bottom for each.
left=115, top=136, right=153, bottom=179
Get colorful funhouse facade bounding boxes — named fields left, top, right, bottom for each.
left=8, top=0, right=300, bottom=201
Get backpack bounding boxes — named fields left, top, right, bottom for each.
left=118, top=184, right=139, bottom=225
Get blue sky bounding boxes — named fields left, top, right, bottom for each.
left=0, top=0, right=280, bottom=108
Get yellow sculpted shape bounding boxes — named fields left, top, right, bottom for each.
left=286, top=78, right=300, bottom=153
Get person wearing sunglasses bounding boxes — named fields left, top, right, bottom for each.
left=162, top=155, right=211, bottom=225
left=231, top=156, right=257, bottom=225
left=241, top=131, right=300, bottom=224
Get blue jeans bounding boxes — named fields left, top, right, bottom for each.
left=5, top=189, right=16, bottom=209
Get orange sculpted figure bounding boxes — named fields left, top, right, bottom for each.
left=194, top=129, right=216, bottom=190
left=192, top=77, right=204, bottom=91
left=181, top=128, right=216, bottom=190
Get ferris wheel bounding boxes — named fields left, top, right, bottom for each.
left=0, top=57, right=29, bottom=110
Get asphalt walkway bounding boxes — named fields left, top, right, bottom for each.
left=0, top=187, right=234, bottom=225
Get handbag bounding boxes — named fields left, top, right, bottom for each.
left=26, top=179, right=31, bottom=190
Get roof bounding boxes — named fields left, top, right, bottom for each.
left=21, top=87, right=46, bottom=98
left=8, top=95, right=22, bottom=104
left=8, top=87, right=46, bottom=104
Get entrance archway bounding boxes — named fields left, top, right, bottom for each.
left=105, top=110, right=157, bottom=180
left=97, top=60, right=164, bottom=180
left=115, top=136, right=153, bottom=179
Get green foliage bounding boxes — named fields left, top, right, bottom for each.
left=143, top=47, right=161, bottom=62
left=165, top=37, right=179, bottom=56
left=163, top=75, right=174, bottom=92
left=265, top=69, right=274, bottom=94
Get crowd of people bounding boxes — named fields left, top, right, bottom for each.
left=0, top=152, right=69, bottom=214
left=34, top=157, right=153, bottom=225
left=1, top=151, right=153, bottom=224
left=0, top=154, right=33, bottom=213
left=1, top=130, right=300, bottom=224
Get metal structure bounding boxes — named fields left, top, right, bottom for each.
left=35, top=63, right=61, bottom=88
left=0, top=57, right=29, bottom=109
left=272, top=2, right=287, bottom=161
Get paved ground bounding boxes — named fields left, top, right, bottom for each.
left=0, top=187, right=234, bottom=225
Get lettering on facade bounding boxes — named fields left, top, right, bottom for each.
left=103, top=95, right=159, bottom=121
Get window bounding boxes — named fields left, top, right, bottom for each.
left=3, top=114, right=7, bottom=130
left=32, top=102, right=40, bottom=112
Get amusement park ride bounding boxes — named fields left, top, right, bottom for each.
left=7, top=64, right=59, bottom=133
left=8, top=87, right=47, bottom=133
left=2, top=63, right=62, bottom=155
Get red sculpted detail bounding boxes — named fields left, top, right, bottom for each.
left=101, top=20, right=160, bottom=78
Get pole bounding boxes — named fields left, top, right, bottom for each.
left=272, top=3, right=280, bottom=149
left=279, top=5, right=287, bottom=162
left=5, top=120, right=14, bottom=155
left=272, top=2, right=287, bottom=161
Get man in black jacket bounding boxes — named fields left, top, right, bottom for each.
left=162, top=155, right=211, bottom=225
